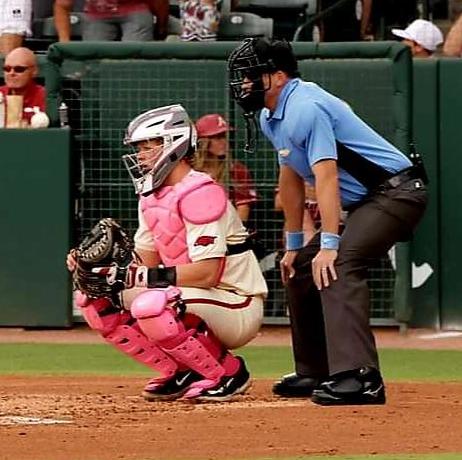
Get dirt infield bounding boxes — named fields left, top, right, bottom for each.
left=2, top=326, right=462, bottom=460
left=2, top=376, right=462, bottom=460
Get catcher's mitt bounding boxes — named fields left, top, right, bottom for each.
left=73, top=218, right=134, bottom=301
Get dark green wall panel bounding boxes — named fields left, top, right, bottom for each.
left=410, top=60, right=440, bottom=328
left=0, top=129, right=72, bottom=327
left=438, top=59, right=462, bottom=330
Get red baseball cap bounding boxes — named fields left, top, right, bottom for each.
left=195, top=114, right=234, bottom=138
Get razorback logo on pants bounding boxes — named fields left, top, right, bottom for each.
left=194, top=236, right=217, bottom=247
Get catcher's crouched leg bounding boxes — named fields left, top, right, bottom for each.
left=75, top=291, right=178, bottom=385
left=131, top=288, right=229, bottom=398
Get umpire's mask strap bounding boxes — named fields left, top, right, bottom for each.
left=243, top=112, right=258, bottom=155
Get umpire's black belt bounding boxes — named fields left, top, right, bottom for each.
left=378, top=166, right=423, bottom=191
left=344, top=165, right=424, bottom=213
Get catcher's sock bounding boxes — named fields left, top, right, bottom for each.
left=221, top=353, right=241, bottom=376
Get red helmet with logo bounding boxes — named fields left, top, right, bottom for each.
left=195, top=113, right=233, bottom=138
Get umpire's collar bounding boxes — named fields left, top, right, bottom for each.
left=266, top=78, right=300, bottom=121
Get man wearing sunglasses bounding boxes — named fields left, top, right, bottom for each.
left=0, top=47, right=45, bottom=125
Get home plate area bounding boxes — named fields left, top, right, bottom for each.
left=2, top=376, right=462, bottom=460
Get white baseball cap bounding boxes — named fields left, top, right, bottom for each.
left=392, top=19, right=444, bottom=52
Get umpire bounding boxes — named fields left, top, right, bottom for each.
left=227, top=38, right=427, bottom=406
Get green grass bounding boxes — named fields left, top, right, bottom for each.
left=1, top=344, right=462, bottom=381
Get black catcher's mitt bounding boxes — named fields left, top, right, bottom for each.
left=73, top=218, right=134, bottom=301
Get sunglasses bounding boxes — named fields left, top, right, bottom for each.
left=3, top=65, right=30, bottom=74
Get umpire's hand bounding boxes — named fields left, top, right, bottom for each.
left=280, top=250, right=298, bottom=285
left=312, top=249, right=338, bottom=290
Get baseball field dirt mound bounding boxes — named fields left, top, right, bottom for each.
left=1, top=376, right=462, bottom=460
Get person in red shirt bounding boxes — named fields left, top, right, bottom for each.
left=54, top=0, right=169, bottom=42
left=194, top=113, right=257, bottom=225
left=0, top=47, right=46, bottom=125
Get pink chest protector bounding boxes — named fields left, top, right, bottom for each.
left=140, top=172, right=227, bottom=266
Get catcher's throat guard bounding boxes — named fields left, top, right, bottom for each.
left=74, top=218, right=134, bottom=302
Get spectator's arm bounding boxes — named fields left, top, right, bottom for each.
left=148, top=0, right=169, bottom=40
left=54, top=0, right=73, bottom=42
left=444, top=14, right=462, bottom=57
left=360, top=0, right=373, bottom=40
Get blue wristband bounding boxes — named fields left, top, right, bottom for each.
left=320, top=232, right=340, bottom=250
left=285, top=231, right=305, bottom=251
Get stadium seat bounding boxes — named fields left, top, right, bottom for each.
left=40, top=13, right=83, bottom=39
left=217, top=12, right=273, bottom=40
left=27, top=0, right=84, bottom=51
left=245, top=0, right=316, bottom=15
left=236, top=0, right=315, bottom=40
left=167, top=15, right=182, bottom=36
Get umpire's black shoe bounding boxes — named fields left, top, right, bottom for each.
left=272, top=373, right=321, bottom=397
left=311, top=366, right=386, bottom=406
left=142, top=370, right=201, bottom=401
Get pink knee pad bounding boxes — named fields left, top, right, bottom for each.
left=131, top=288, right=225, bottom=388
left=131, top=288, right=182, bottom=342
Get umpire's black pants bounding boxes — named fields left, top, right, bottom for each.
left=287, top=178, right=428, bottom=377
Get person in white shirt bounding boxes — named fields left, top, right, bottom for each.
left=0, top=0, right=32, bottom=56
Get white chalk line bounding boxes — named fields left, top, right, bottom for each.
left=418, top=331, right=462, bottom=339
left=0, top=416, right=73, bottom=426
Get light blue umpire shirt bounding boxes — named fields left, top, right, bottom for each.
left=259, top=78, right=412, bottom=207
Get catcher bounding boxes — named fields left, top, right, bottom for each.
left=67, top=104, right=267, bottom=402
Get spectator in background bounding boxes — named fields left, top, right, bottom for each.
left=0, top=0, right=32, bottom=56
left=54, top=0, right=169, bottom=42
left=443, top=13, right=462, bottom=57
left=0, top=47, right=45, bottom=125
left=392, top=19, right=443, bottom=57
left=194, top=113, right=257, bottom=225
left=179, top=0, right=220, bottom=41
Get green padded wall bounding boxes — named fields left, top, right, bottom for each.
left=45, top=41, right=412, bottom=324
left=410, top=59, right=440, bottom=328
left=439, top=59, right=462, bottom=330
left=0, top=129, right=72, bottom=327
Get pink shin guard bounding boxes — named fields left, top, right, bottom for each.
left=76, top=291, right=177, bottom=380
left=131, top=289, right=226, bottom=396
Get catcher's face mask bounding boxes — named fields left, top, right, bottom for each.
left=122, top=104, right=197, bottom=195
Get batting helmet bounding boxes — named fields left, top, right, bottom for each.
left=122, top=104, right=197, bottom=195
